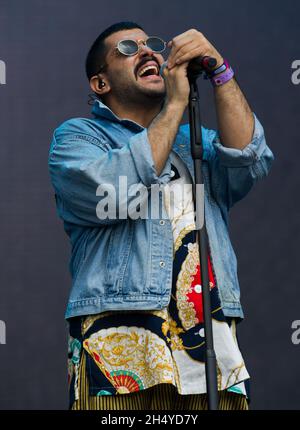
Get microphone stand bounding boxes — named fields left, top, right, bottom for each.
left=187, top=58, right=219, bottom=410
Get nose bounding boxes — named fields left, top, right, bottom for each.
left=135, top=39, right=153, bottom=56
left=139, top=43, right=154, bottom=56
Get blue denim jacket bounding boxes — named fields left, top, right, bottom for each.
left=48, top=99, right=274, bottom=320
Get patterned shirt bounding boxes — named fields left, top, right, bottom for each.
left=67, top=151, right=250, bottom=403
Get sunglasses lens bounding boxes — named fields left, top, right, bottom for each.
left=146, top=37, right=166, bottom=52
left=118, top=40, right=139, bottom=55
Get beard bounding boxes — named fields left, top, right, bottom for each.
left=108, top=71, right=166, bottom=107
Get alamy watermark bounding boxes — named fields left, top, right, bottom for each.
left=95, top=177, right=204, bottom=228
left=291, top=60, right=300, bottom=85
left=0, top=60, right=6, bottom=85
left=291, top=320, right=300, bottom=345
left=0, top=320, right=6, bottom=344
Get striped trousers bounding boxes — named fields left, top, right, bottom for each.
left=71, top=352, right=249, bottom=410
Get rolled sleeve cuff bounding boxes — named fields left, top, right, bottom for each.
left=128, top=129, right=171, bottom=187
left=212, top=113, right=267, bottom=167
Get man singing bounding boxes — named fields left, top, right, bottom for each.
left=48, top=21, right=274, bottom=410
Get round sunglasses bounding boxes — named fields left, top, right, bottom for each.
left=116, top=36, right=166, bottom=56
left=93, top=37, right=167, bottom=77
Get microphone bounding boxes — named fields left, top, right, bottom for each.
left=160, top=56, right=217, bottom=79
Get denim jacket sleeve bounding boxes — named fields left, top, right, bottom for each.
left=202, top=113, right=275, bottom=211
left=48, top=118, right=171, bottom=226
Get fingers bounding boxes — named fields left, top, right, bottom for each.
left=162, top=59, right=189, bottom=79
left=170, top=46, right=205, bottom=68
left=166, top=28, right=223, bottom=71
left=167, top=36, right=196, bottom=69
left=168, top=43, right=202, bottom=69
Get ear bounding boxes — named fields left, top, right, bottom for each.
left=89, top=74, right=111, bottom=97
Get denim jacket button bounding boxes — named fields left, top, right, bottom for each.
left=159, top=261, right=166, bottom=268
left=159, top=220, right=165, bottom=226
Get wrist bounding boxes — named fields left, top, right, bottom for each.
left=164, top=98, right=187, bottom=113
left=204, top=59, right=235, bottom=87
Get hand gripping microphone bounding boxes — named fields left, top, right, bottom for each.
left=160, top=56, right=217, bottom=80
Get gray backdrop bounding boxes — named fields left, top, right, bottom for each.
left=0, top=0, right=299, bottom=410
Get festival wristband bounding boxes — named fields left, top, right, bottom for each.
left=210, top=66, right=234, bottom=87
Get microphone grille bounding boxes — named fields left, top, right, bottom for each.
left=159, top=62, right=168, bottom=77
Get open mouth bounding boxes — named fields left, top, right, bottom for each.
left=136, top=63, right=162, bottom=81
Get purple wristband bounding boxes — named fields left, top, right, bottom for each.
left=211, top=66, right=234, bottom=87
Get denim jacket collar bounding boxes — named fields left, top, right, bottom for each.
left=91, top=99, right=196, bottom=176
left=92, top=99, right=145, bottom=133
